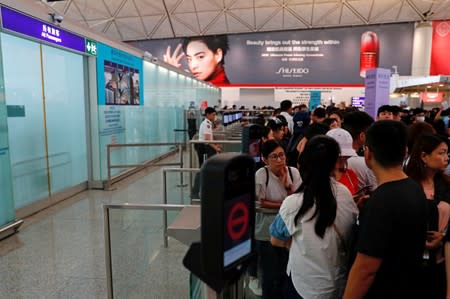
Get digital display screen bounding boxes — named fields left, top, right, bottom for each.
left=248, top=139, right=260, bottom=163
left=104, top=60, right=140, bottom=105
left=351, top=96, right=365, bottom=108
left=421, top=92, right=444, bottom=103
left=223, top=193, right=252, bottom=268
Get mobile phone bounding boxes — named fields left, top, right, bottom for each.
left=354, top=186, right=371, bottom=197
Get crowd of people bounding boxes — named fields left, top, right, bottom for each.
left=242, top=100, right=450, bottom=299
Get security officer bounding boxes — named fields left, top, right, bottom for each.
left=197, top=107, right=222, bottom=166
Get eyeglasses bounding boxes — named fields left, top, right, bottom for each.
left=268, top=152, right=285, bottom=161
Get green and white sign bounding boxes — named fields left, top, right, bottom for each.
left=85, top=39, right=97, bottom=56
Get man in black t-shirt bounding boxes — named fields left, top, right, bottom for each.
left=343, top=121, right=427, bottom=299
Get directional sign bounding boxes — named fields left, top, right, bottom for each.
left=85, top=39, right=97, bottom=56
left=227, top=202, right=249, bottom=241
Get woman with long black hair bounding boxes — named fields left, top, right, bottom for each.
left=405, top=134, right=450, bottom=299
left=270, top=135, right=358, bottom=299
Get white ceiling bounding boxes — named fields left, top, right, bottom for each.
left=39, top=0, right=450, bottom=42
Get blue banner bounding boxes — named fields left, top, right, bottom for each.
left=96, top=43, right=143, bottom=105
left=1, top=6, right=86, bottom=53
left=309, top=91, right=321, bottom=111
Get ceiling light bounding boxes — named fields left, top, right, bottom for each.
left=439, top=84, right=444, bottom=87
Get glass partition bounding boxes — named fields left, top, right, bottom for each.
left=0, top=35, right=15, bottom=226
left=107, top=208, right=189, bottom=298
left=1, top=33, right=49, bottom=207
left=1, top=32, right=88, bottom=209
left=42, top=44, right=88, bottom=193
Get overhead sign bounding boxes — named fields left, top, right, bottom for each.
left=133, top=23, right=413, bottom=85
left=85, top=39, right=97, bottom=56
left=421, top=92, right=444, bottom=103
left=1, top=6, right=86, bottom=53
left=309, top=91, right=321, bottom=111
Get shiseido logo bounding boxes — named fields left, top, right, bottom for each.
left=276, top=67, right=309, bottom=74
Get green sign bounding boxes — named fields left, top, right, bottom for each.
left=85, top=39, right=97, bottom=56
left=7, top=105, right=25, bottom=117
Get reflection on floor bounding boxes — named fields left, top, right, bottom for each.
left=0, top=154, right=192, bottom=299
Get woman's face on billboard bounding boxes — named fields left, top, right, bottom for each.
left=186, top=40, right=222, bottom=81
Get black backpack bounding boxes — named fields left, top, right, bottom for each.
left=285, top=133, right=303, bottom=167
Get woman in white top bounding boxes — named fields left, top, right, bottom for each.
left=270, top=135, right=358, bottom=299
left=254, top=140, right=302, bottom=299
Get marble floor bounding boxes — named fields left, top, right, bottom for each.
left=0, top=154, right=193, bottom=299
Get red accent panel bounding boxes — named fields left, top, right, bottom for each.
left=430, top=21, right=450, bottom=75
left=219, top=83, right=365, bottom=88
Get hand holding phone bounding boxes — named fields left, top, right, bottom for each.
left=426, top=231, right=445, bottom=250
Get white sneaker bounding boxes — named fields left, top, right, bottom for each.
left=248, top=278, right=262, bottom=297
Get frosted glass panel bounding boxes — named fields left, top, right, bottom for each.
left=42, top=45, right=87, bottom=193
left=1, top=33, right=49, bottom=208
left=0, top=52, right=15, bottom=225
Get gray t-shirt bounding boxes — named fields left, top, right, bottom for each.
left=255, top=166, right=301, bottom=240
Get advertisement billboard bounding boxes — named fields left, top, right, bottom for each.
left=96, top=43, right=143, bottom=106
left=132, top=23, right=413, bottom=85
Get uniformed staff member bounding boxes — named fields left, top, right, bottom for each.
left=197, top=107, right=222, bottom=166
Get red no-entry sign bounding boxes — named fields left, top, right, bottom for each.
left=227, top=202, right=249, bottom=240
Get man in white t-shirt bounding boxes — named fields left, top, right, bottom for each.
left=197, top=107, right=222, bottom=166
left=279, top=100, right=294, bottom=135
left=343, top=111, right=377, bottom=192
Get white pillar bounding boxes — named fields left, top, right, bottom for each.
left=411, top=22, right=433, bottom=76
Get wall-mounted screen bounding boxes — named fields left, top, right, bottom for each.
left=96, top=43, right=143, bottom=106
left=351, top=96, right=365, bottom=107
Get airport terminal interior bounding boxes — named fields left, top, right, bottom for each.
left=1, top=0, right=450, bottom=298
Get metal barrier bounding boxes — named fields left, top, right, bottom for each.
left=103, top=202, right=276, bottom=299
left=105, top=142, right=184, bottom=189
left=103, top=203, right=194, bottom=299
left=173, top=128, right=188, bottom=147
left=162, top=167, right=200, bottom=206
left=188, top=139, right=242, bottom=187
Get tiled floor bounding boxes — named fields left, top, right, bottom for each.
left=0, top=155, right=192, bottom=299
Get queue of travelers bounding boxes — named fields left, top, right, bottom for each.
left=197, top=100, right=450, bottom=298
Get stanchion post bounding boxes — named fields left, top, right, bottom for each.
left=162, top=170, right=168, bottom=248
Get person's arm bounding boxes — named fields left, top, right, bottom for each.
left=426, top=231, right=444, bottom=250
left=270, top=236, right=292, bottom=248
left=296, top=137, right=307, bottom=154
left=343, top=253, right=382, bottom=299
left=260, top=198, right=282, bottom=209
left=445, top=242, right=450, bottom=299
left=204, top=133, right=222, bottom=152
left=269, top=213, right=292, bottom=249
left=434, top=108, right=443, bottom=122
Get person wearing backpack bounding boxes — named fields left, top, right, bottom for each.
left=269, top=136, right=358, bottom=299
left=255, top=140, right=302, bottom=299
left=286, top=111, right=310, bottom=167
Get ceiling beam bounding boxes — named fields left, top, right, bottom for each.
left=103, top=0, right=128, bottom=33
left=132, top=0, right=150, bottom=37
left=314, top=2, right=341, bottom=25
left=63, top=0, right=74, bottom=15
left=161, top=0, right=177, bottom=37
left=344, top=1, right=369, bottom=24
